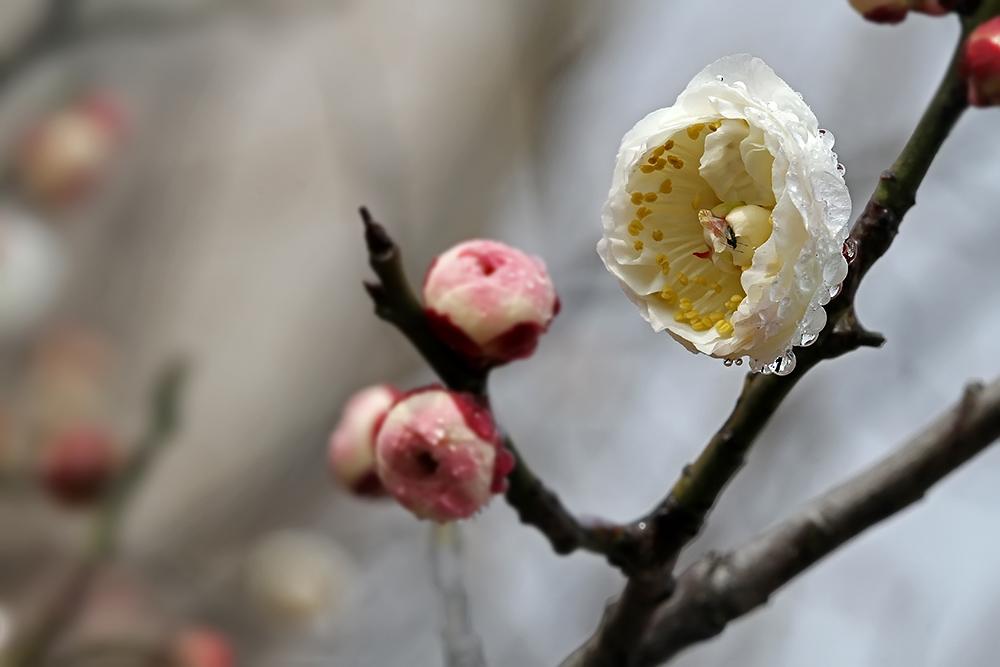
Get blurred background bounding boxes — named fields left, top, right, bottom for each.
left=0, top=0, right=998, bottom=665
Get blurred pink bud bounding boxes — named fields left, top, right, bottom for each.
left=423, top=240, right=558, bottom=366
left=174, top=628, right=235, bottom=667
left=849, top=0, right=910, bottom=22
left=374, top=387, right=514, bottom=522
left=327, top=384, right=399, bottom=496
left=15, top=93, right=127, bottom=207
left=910, top=1, right=950, bottom=14
left=39, top=426, right=118, bottom=506
left=964, top=17, right=1000, bottom=107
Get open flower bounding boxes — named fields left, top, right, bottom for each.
left=374, top=387, right=514, bottom=522
left=598, top=55, right=851, bottom=373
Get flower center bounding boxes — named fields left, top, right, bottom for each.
left=625, top=119, right=774, bottom=338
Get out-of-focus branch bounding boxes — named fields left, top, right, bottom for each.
left=633, top=378, right=1000, bottom=666
left=0, top=0, right=78, bottom=94
left=429, top=524, right=486, bottom=667
left=1, top=361, right=187, bottom=667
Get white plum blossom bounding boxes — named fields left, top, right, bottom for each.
left=598, top=54, right=852, bottom=374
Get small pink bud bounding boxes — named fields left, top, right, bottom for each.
left=15, top=93, right=127, bottom=207
left=374, top=387, right=515, bottom=522
left=964, top=17, right=1000, bottom=107
left=173, top=628, right=235, bottom=667
left=849, top=0, right=910, bottom=22
left=39, top=425, right=118, bottom=506
left=328, top=384, right=399, bottom=496
left=423, top=240, right=558, bottom=365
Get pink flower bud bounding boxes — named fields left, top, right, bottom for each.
left=39, top=425, right=118, bottom=506
left=15, top=92, right=127, bottom=207
left=173, top=628, right=235, bottom=667
left=849, top=0, right=910, bottom=22
left=328, top=384, right=399, bottom=496
left=423, top=240, right=558, bottom=365
left=964, top=17, right=1000, bottom=107
left=374, top=387, right=514, bottom=522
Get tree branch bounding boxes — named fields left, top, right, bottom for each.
left=634, top=377, right=1000, bottom=666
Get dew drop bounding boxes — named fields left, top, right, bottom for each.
left=716, top=75, right=725, bottom=81
left=819, top=129, right=827, bottom=136
left=723, top=359, right=734, bottom=367
left=836, top=163, right=846, bottom=176
left=829, top=282, right=843, bottom=299
left=799, top=331, right=819, bottom=347
left=842, top=238, right=858, bottom=262
left=772, top=351, right=797, bottom=376
left=734, top=358, right=743, bottom=366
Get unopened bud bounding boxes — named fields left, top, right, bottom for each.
left=173, top=628, right=235, bottom=667
left=39, top=425, right=118, bottom=506
left=374, top=387, right=514, bottom=522
left=964, top=17, right=1000, bottom=107
left=849, top=0, right=910, bottom=23
left=15, top=92, right=127, bottom=207
left=327, top=384, right=398, bottom=496
left=423, top=240, right=558, bottom=366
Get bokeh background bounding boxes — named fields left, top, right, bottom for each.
left=1, top=0, right=999, bottom=665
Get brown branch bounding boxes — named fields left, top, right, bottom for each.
left=633, top=378, right=1000, bottom=666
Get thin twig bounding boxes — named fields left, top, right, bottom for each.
left=360, top=208, right=629, bottom=560
left=634, top=378, right=1000, bottom=666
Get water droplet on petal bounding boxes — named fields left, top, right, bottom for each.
left=799, top=331, right=819, bottom=347
left=772, top=351, right=797, bottom=376
left=843, top=238, right=858, bottom=262
left=716, top=75, right=725, bottom=82
left=829, top=282, right=843, bottom=298
left=723, top=359, right=734, bottom=367
left=837, top=163, right=846, bottom=176
left=734, top=358, right=743, bottom=366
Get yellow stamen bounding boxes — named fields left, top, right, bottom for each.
left=659, top=179, right=673, bottom=194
